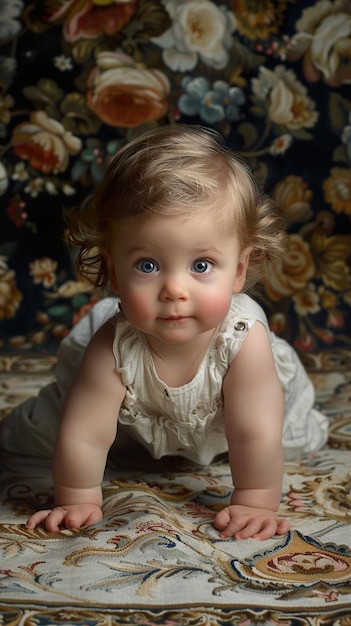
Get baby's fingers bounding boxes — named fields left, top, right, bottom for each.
left=213, top=506, right=232, bottom=531
left=219, top=516, right=277, bottom=540
left=215, top=510, right=251, bottom=539
left=26, top=505, right=103, bottom=532
left=26, top=508, right=65, bottom=532
left=214, top=506, right=291, bottom=541
left=275, top=517, right=291, bottom=535
left=252, top=517, right=290, bottom=541
left=250, top=518, right=281, bottom=540
left=83, top=508, right=104, bottom=527
left=62, top=507, right=102, bottom=529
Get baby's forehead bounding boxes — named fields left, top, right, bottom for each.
left=110, top=208, right=241, bottom=256
left=113, top=201, right=238, bottom=232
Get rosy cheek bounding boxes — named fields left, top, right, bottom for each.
left=203, top=293, right=231, bottom=321
left=121, top=290, right=151, bottom=318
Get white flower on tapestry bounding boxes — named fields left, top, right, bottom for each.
left=11, top=162, right=29, bottom=182
left=178, top=77, right=245, bottom=124
left=29, top=257, right=58, bottom=288
left=0, top=0, right=24, bottom=43
left=269, top=134, right=293, bottom=156
left=54, top=54, right=73, bottom=71
left=62, top=183, right=76, bottom=195
left=11, top=111, right=82, bottom=174
left=251, top=65, right=319, bottom=131
left=24, top=177, right=44, bottom=198
left=56, top=280, right=94, bottom=298
left=152, top=0, right=236, bottom=71
left=288, top=0, right=351, bottom=86
left=45, top=181, right=59, bottom=195
left=0, top=161, right=8, bottom=195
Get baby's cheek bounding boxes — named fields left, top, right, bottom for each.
left=122, top=291, right=152, bottom=319
left=204, top=292, right=232, bottom=321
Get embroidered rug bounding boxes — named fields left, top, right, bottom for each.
left=0, top=351, right=350, bottom=624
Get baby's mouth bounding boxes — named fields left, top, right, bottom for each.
left=160, top=315, right=188, bottom=322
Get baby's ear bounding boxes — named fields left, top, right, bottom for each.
left=102, top=248, right=119, bottom=294
left=233, top=246, right=252, bottom=293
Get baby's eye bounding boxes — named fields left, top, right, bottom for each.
left=136, top=259, right=158, bottom=273
left=192, top=259, right=213, bottom=274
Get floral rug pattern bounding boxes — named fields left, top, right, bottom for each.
left=0, top=351, right=350, bottom=624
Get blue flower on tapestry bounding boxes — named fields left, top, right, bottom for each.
left=178, top=77, right=245, bottom=125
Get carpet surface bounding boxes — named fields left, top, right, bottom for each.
left=0, top=351, right=350, bottom=624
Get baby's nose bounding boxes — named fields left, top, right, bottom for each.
left=160, top=274, right=189, bottom=300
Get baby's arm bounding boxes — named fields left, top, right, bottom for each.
left=26, top=320, right=126, bottom=531
left=214, top=321, right=290, bottom=540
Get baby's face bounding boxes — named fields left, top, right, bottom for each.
left=104, top=210, right=251, bottom=349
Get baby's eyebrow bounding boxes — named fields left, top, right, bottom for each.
left=123, top=243, right=226, bottom=260
left=124, top=246, right=153, bottom=257
left=192, top=246, right=225, bottom=256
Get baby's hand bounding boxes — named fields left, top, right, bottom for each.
left=214, top=504, right=290, bottom=540
left=26, top=504, right=103, bottom=532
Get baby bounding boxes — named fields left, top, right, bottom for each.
left=0, top=125, right=328, bottom=539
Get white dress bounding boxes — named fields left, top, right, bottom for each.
left=0, top=294, right=329, bottom=463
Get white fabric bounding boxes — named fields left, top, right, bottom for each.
left=114, top=293, right=328, bottom=463
left=0, top=295, right=328, bottom=463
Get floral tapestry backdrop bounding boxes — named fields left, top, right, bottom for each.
left=0, top=0, right=350, bottom=354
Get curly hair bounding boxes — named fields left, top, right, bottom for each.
left=66, top=125, right=288, bottom=293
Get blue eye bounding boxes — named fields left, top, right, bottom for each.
left=136, top=259, right=158, bottom=273
left=192, top=259, right=213, bottom=274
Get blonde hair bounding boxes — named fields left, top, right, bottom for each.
left=66, top=125, right=288, bottom=292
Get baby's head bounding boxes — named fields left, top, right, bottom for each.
left=67, top=125, right=287, bottom=292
